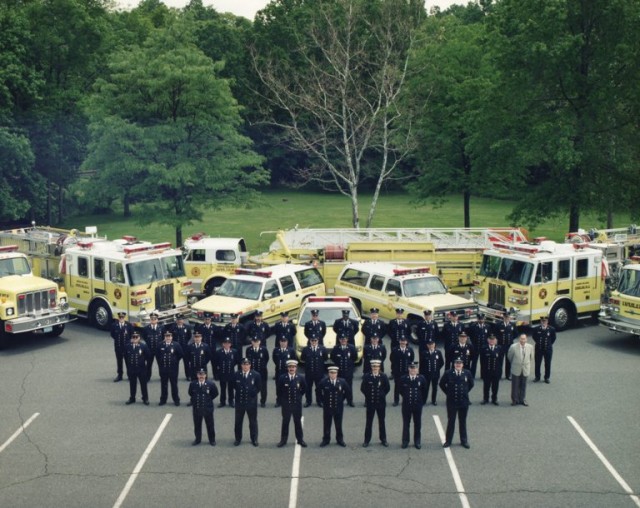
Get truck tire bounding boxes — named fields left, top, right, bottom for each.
left=205, top=277, right=226, bottom=297
left=47, top=324, right=65, bottom=337
left=90, top=301, right=113, bottom=331
left=0, top=326, right=7, bottom=350
left=549, top=301, right=574, bottom=332
left=408, top=318, right=421, bottom=345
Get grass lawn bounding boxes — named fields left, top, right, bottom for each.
left=60, top=189, right=632, bottom=253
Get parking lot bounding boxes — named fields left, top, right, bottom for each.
left=1, top=321, right=639, bottom=508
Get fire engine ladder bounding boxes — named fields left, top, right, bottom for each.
left=0, top=226, right=100, bottom=258
left=263, top=227, right=529, bottom=252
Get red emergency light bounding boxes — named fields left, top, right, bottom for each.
left=493, top=242, right=539, bottom=254
left=122, top=235, right=138, bottom=243
left=190, top=233, right=205, bottom=241
left=308, top=296, right=350, bottom=302
left=151, top=242, right=172, bottom=250
left=77, top=241, right=93, bottom=249
left=0, top=245, right=19, bottom=253
left=393, top=267, right=431, bottom=276
left=234, top=268, right=272, bottom=278
left=124, top=245, right=152, bottom=254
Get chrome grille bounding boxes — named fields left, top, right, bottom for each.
left=17, top=290, right=52, bottom=316
left=155, top=284, right=175, bottom=311
left=488, top=283, right=505, bottom=308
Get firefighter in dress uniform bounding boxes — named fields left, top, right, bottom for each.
left=124, top=331, right=151, bottom=405
left=188, top=368, right=218, bottom=446
left=186, top=332, right=212, bottom=387
left=157, top=330, right=183, bottom=406
left=417, top=309, right=439, bottom=352
left=441, top=310, right=464, bottom=370
left=493, top=311, right=517, bottom=380
left=390, top=337, right=415, bottom=406
left=532, top=316, right=556, bottom=383
left=440, top=357, right=474, bottom=449
left=233, top=358, right=262, bottom=446
left=222, top=313, right=246, bottom=352
left=246, top=310, right=271, bottom=347
left=360, top=359, right=390, bottom=447
left=419, top=339, right=445, bottom=406
left=245, top=336, right=270, bottom=407
left=466, top=313, right=491, bottom=377
left=272, top=337, right=296, bottom=407
left=332, top=309, right=360, bottom=346
left=388, top=308, right=410, bottom=350
left=168, top=314, right=192, bottom=380
left=196, top=312, right=220, bottom=351
left=304, top=309, right=327, bottom=345
left=330, top=335, right=356, bottom=407
left=301, top=336, right=327, bottom=407
left=110, top=311, right=133, bottom=382
left=142, top=311, right=163, bottom=381
left=480, top=334, right=503, bottom=405
left=362, top=308, right=387, bottom=346
left=362, top=334, right=387, bottom=375
left=276, top=360, right=307, bottom=448
left=213, top=337, right=240, bottom=407
left=318, top=366, right=351, bottom=447
left=399, top=362, right=428, bottom=449
left=272, top=311, right=296, bottom=348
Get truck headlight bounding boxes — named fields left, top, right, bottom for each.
left=6, top=307, right=14, bottom=316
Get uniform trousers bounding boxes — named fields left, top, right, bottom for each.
left=482, top=375, right=500, bottom=402
left=364, top=406, right=386, bottom=443
left=445, top=405, right=468, bottom=443
left=159, top=370, right=179, bottom=403
left=234, top=406, right=258, bottom=442
left=534, top=348, right=553, bottom=380
left=193, top=409, right=215, bottom=443
left=401, top=405, right=423, bottom=445
left=322, top=409, right=344, bottom=441
left=305, top=373, right=323, bottom=404
left=114, top=348, right=125, bottom=376
left=127, top=371, right=148, bottom=401
left=280, top=405, right=304, bottom=443
left=219, top=379, right=234, bottom=405
left=424, top=377, right=439, bottom=404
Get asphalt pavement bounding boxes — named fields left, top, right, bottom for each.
left=0, top=320, right=639, bottom=508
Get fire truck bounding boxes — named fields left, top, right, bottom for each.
left=0, top=226, right=192, bottom=330
left=565, top=225, right=640, bottom=337
left=472, top=239, right=606, bottom=331
left=253, top=227, right=529, bottom=293
left=0, top=244, right=73, bottom=348
left=182, top=234, right=250, bottom=299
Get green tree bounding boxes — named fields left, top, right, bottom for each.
left=84, top=21, right=267, bottom=246
left=487, top=0, right=640, bottom=231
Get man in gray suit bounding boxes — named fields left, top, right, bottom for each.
left=507, top=334, right=534, bottom=406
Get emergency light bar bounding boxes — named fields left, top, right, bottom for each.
left=0, top=245, right=19, bottom=253
left=234, top=268, right=272, bottom=278
left=122, top=235, right=138, bottom=243
left=493, top=242, right=540, bottom=254
left=392, top=267, right=431, bottom=276
left=308, top=296, right=350, bottom=302
left=77, top=241, right=93, bottom=249
left=123, top=242, right=172, bottom=255
left=189, top=233, right=206, bottom=241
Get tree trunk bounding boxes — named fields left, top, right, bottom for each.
left=47, top=178, right=52, bottom=226
left=175, top=226, right=183, bottom=248
left=606, top=209, right=613, bottom=229
left=366, top=179, right=384, bottom=228
left=57, top=185, right=63, bottom=224
left=123, top=192, right=131, bottom=218
left=568, top=203, right=580, bottom=233
left=350, top=187, right=360, bottom=229
left=463, top=189, right=471, bottom=228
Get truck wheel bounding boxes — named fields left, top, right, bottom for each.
left=352, top=299, right=362, bottom=314
left=91, top=301, right=113, bottom=331
left=205, top=278, right=226, bottom=297
left=408, top=318, right=421, bottom=345
left=47, top=324, right=65, bottom=337
left=549, top=301, right=574, bottom=332
left=0, top=326, right=7, bottom=350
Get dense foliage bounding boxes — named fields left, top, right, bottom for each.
left=1, top=0, right=638, bottom=237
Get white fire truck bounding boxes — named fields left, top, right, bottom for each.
left=0, top=244, right=73, bottom=348
left=0, top=226, right=192, bottom=330
left=253, top=226, right=529, bottom=293
left=473, top=239, right=606, bottom=330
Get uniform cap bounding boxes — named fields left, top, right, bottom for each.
left=279, top=336, right=289, bottom=342
left=341, top=310, right=350, bottom=316
left=203, top=312, right=212, bottom=318
left=459, top=332, right=468, bottom=338
left=193, top=332, right=202, bottom=338
left=370, top=359, right=382, bottom=366
left=222, top=337, right=231, bottom=343
left=311, top=309, right=319, bottom=316
left=327, top=366, right=339, bottom=372
left=370, top=308, right=379, bottom=313
left=286, top=359, right=298, bottom=366
left=117, top=312, right=127, bottom=318
left=477, top=313, right=485, bottom=319
left=408, top=362, right=418, bottom=368
left=280, top=311, right=289, bottom=317
left=426, top=339, right=435, bottom=344
left=454, top=357, right=464, bottom=363
left=164, top=330, right=172, bottom=337
left=338, top=334, right=348, bottom=340
left=230, top=313, right=239, bottom=319
left=540, top=315, right=548, bottom=321
left=241, top=358, right=250, bottom=364
left=150, top=311, right=159, bottom=318
left=399, top=336, right=408, bottom=342
left=255, top=310, right=263, bottom=317
left=132, top=332, right=140, bottom=338
left=488, top=334, right=497, bottom=340
left=197, top=368, right=207, bottom=375
left=176, top=313, right=185, bottom=320
left=424, top=309, right=432, bottom=316
left=370, top=334, right=379, bottom=340
left=395, top=308, right=404, bottom=314
left=449, top=310, right=457, bottom=317
left=250, top=336, right=261, bottom=342
left=310, top=337, right=319, bottom=341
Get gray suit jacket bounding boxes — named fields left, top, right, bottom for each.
left=507, top=342, right=534, bottom=377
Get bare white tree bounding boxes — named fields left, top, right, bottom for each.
left=253, top=0, right=420, bottom=228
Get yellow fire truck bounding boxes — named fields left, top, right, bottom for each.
left=0, top=244, right=73, bottom=348
left=0, top=226, right=192, bottom=330
left=473, top=239, right=606, bottom=331
left=253, top=227, right=528, bottom=293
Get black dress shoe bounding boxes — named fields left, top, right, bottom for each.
left=319, top=440, right=329, bottom=447
left=210, top=441, right=216, bottom=446
left=506, top=376, right=511, bottom=380
left=401, top=442, right=408, bottom=449
left=481, top=400, right=488, bottom=405
left=432, top=401, right=437, bottom=406
left=297, top=441, right=307, bottom=448
left=275, top=403, right=281, bottom=408
left=143, top=400, right=149, bottom=406
left=348, top=402, right=355, bottom=407
left=544, top=379, right=550, bottom=384
left=219, top=403, right=226, bottom=408
left=461, top=442, right=471, bottom=449
left=381, top=440, right=388, bottom=447
left=174, top=401, right=180, bottom=406
left=260, top=402, right=266, bottom=408
left=113, top=375, right=123, bottom=382
left=443, top=442, right=451, bottom=448
left=533, top=378, right=540, bottom=383
left=337, top=440, right=346, bottom=447
left=303, top=402, right=311, bottom=408
left=126, top=399, right=135, bottom=405
left=277, top=441, right=287, bottom=448
left=159, top=401, right=166, bottom=406
left=229, top=402, right=235, bottom=408
left=362, top=442, right=369, bottom=448
left=316, top=402, right=322, bottom=407
left=234, top=441, right=241, bottom=446
left=521, top=401, right=529, bottom=406
left=511, top=402, right=518, bottom=406
left=415, top=443, right=421, bottom=450
left=492, top=401, right=499, bottom=406
left=252, top=441, right=259, bottom=447
left=393, top=401, right=399, bottom=407
left=187, top=402, right=193, bottom=407
left=192, top=440, right=201, bottom=446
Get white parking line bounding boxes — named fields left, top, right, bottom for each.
left=433, top=415, right=471, bottom=508
left=288, top=416, right=304, bottom=508
left=0, top=413, right=40, bottom=454
left=113, top=413, right=172, bottom=508
left=567, top=416, right=640, bottom=508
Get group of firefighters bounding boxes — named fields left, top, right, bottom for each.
left=111, top=306, right=556, bottom=449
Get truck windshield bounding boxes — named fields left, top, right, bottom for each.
left=403, top=277, right=447, bottom=297
left=217, top=279, right=263, bottom=300
left=126, top=255, right=185, bottom=285
left=0, top=256, right=31, bottom=276
left=480, top=254, right=534, bottom=285
left=617, top=268, right=640, bottom=297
